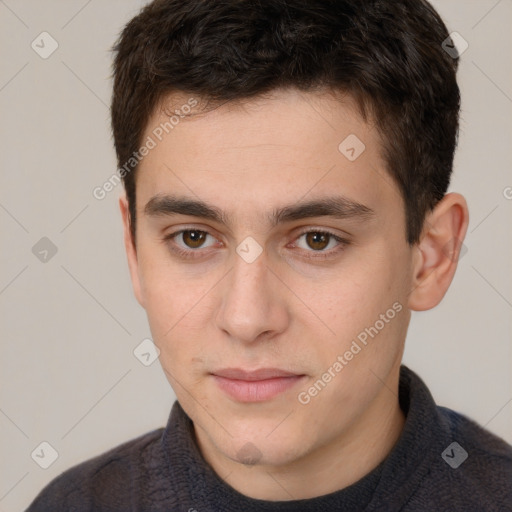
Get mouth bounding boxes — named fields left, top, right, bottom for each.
left=211, top=368, right=307, bottom=402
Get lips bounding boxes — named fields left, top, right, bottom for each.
left=211, top=368, right=306, bottom=402
left=213, top=368, right=300, bottom=380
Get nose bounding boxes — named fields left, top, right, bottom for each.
left=215, top=245, right=289, bottom=345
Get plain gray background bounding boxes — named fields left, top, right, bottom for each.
left=0, top=1, right=511, bottom=510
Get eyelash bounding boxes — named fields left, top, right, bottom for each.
left=163, top=228, right=350, bottom=261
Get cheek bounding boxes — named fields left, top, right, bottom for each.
left=310, top=246, right=409, bottom=355
left=138, top=242, right=194, bottom=314
left=136, top=251, right=188, bottom=345
left=296, top=264, right=408, bottom=424
left=137, top=256, right=219, bottom=367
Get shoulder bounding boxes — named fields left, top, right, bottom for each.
left=438, top=405, right=512, bottom=480
left=26, top=427, right=164, bottom=512
left=439, top=405, right=512, bottom=456
left=414, top=406, right=512, bottom=510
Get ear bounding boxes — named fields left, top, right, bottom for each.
left=408, top=192, right=469, bottom=311
left=119, top=194, right=145, bottom=308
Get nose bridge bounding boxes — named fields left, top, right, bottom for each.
left=230, top=234, right=270, bottom=294
left=229, top=249, right=271, bottom=313
left=215, top=246, right=286, bottom=343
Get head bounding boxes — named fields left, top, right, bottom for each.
left=111, top=0, right=468, bottom=474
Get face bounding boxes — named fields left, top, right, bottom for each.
left=123, top=88, right=417, bottom=469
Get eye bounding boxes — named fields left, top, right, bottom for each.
left=163, top=227, right=349, bottom=261
left=292, top=229, right=348, bottom=258
left=164, top=229, right=218, bottom=255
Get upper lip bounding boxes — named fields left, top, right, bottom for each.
left=212, top=368, right=303, bottom=381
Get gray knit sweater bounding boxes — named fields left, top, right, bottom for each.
left=27, top=366, right=512, bottom=511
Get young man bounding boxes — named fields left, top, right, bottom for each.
left=28, top=0, right=512, bottom=510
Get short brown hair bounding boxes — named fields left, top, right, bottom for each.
left=111, top=0, right=460, bottom=244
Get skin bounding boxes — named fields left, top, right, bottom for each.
left=119, top=88, right=468, bottom=500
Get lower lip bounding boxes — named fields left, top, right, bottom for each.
left=213, top=375, right=305, bottom=402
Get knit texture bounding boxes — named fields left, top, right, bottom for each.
left=27, top=366, right=512, bottom=511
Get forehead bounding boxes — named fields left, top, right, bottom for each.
left=151, top=88, right=371, bottom=142
left=145, top=88, right=375, bottom=155
left=136, top=88, right=402, bottom=229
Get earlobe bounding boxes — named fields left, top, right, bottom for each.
left=408, top=193, right=469, bottom=311
left=119, top=194, right=145, bottom=308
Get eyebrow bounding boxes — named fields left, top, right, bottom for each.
left=144, top=194, right=375, bottom=227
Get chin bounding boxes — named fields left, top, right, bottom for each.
left=186, top=392, right=316, bottom=467
left=216, top=425, right=308, bottom=468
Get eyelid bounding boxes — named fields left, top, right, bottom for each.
left=293, top=226, right=349, bottom=240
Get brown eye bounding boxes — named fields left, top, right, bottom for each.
left=305, top=232, right=330, bottom=251
left=181, top=230, right=207, bottom=248
left=164, top=228, right=219, bottom=259
left=293, top=230, right=346, bottom=258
